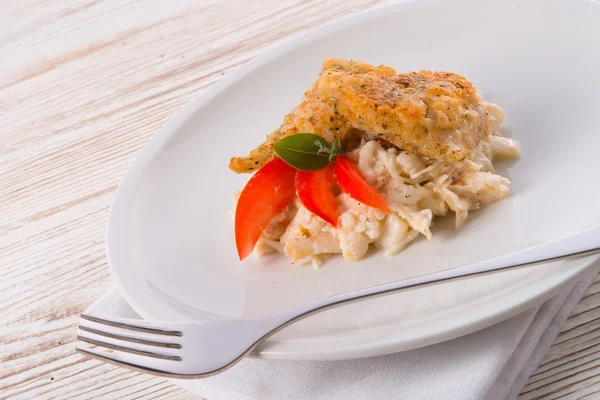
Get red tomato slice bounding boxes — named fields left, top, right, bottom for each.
left=334, top=156, right=391, bottom=213
left=235, top=158, right=297, bottom=260
left=295, top=164, right=340, bottom=227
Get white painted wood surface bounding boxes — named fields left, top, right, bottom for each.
left=1, top=1, right=598, bottom=399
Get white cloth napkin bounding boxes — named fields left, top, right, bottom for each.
left=86, top=264, right=599, bottom=400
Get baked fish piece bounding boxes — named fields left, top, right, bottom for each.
left=230, top=58, right=497, bottom=173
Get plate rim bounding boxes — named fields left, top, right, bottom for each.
left=255, top=260, right=596, bottom=360
left=106, top=0, right=600, bottom=361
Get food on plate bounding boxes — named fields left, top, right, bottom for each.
left=231, top=58, right=520, bottom=267
left=230, top=58, right=502, bottom=173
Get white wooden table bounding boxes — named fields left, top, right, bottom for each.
left=2, top=1, right=600, bottom=399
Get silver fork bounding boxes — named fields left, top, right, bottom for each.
left=77, top=225, right=600, bottom=378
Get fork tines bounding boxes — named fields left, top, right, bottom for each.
left=77, top=314, right=183, bottom=363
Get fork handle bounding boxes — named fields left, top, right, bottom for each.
left=282, top=225, right=600, bottom=323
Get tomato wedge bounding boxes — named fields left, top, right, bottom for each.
left=235, top=158, right=297, bottom=260
left=334, top=156, right=391, bottom=213
left=295, top=164, right=339, bottom=227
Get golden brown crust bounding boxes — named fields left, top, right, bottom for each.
left=229, top=58, right=491, bottom=173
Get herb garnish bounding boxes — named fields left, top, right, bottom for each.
left=273, top=133, right=346, bottom=171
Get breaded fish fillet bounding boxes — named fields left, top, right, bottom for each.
left=230, top=58, right=495, bottom=173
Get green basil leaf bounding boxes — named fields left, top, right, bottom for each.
left=273, top=133, right=332, bottom=171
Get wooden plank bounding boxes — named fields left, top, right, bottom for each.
left=519, top=274, right=600, bottom=399
left=1, top=0, right=599, bottom=399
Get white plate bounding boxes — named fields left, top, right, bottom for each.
left=107, top=0, right=600, bottom=360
